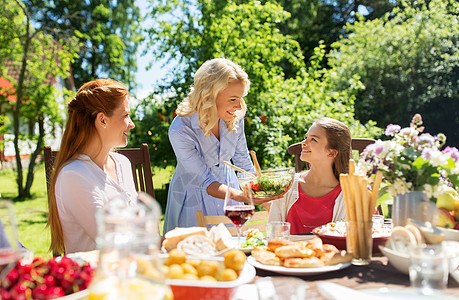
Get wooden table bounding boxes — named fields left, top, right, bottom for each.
left=253, top=255, right=459, bottom=299
left=248, top=235, right=459, bottom=299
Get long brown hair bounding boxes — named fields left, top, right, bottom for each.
left=47, top=78, right=129, bottom=255
left=314, top=118, right=352, bottom=181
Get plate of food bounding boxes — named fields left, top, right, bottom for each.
left=312, top=220, right=391, bottom=253
left=236, top=228, right=266, bottom=254
left=238, top=167, right=295, bottom=199
left=247, top=237, right=351, bottom=275
left=247, top=256, right=350, bottom=275
left=162, top=249, right=255, bottom=300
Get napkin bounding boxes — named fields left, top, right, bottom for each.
left=317, top=282, right=386, bottom=300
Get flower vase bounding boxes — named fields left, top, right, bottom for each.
left=392, top=191, right=439, bottom=227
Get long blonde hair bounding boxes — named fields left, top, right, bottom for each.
left=314, top=118, right=352, bottom=181
left=47, top=78, right=129, bottom=256
left=176, top=58, right=250, bottom=136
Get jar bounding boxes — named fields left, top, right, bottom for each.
left=87, top=192, right=172, bottom=299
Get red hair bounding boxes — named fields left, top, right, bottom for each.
left=47, top=78, right=128, bottom=255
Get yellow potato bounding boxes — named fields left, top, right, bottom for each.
left=200, top=275, right=217, bottom=281
left=224, top=249, right=246, bottom=272
left=181, top=263, right=198, bottom=275
left=187, top=259, right=201, bottom=268
left=165, top=249, right=187, bottom=266
left=219, top=268, right=238, bottom=281
left=167, top=264, right=184, bottom=279
left=182, top=273, right=199, bottom=280
left=196, top=260, right=220, bottom=277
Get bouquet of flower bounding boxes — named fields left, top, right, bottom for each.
left=358, top=114, right=459, bottom=202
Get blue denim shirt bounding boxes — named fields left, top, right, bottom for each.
left=163, top=113, right=254, bottom=234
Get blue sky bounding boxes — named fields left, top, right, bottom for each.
left=134, top=0, right=172, bottom=100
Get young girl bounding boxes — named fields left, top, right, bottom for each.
left=268, top=118, right=351, bottom=234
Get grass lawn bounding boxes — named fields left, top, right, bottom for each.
left=0, top=164, right=174, bottom=258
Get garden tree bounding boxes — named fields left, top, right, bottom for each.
left=0, top=0, right=78, bottom=198
left=138, top=0, right=380, bottom=170
left=276, top=0, right=395, bottom=72
left=329, top=0, right=459, bottom=145
left=23, top=0, right=143, bottom=90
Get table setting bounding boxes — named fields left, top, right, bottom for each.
left=1, top=115, right=459, bottom=299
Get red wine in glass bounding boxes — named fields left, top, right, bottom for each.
left=224, top=205, right=255, bottom=226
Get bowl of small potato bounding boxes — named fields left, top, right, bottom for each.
left=162, top=249, right=256, bottom=300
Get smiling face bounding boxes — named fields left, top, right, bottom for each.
left=300, top=124, right=337, bottom=163
left=215, top=80, right=245, bottom=122
left=105, top=97, right=135, bottom=148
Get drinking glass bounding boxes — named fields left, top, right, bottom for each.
left=0, top=199, right=20, bottom=280
left=224, top=180, right=255, bottom=247
left=266, top=221, right=290, bottom=241
left=409, top=244, right=448, bottom=295
left=345, top=220, right=373, bottom=265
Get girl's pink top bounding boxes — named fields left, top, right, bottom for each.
left=287, top=183, right=342, bottom=234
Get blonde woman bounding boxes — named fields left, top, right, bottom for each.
left=163, top=58, right=254, bottom=234
left=269, top=118, right=351, bottom=234
left=47, top=79, right=137, bottom=255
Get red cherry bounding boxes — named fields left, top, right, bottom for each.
left=0, top=288, right=12, bottom=300
left=44, top=274, right=56, bottom=287
left=32, top=284, right=48, bottom=300
left=2, top=268, right=19, bottom=289
left=10, top=282, right=31, bottom=300
left=46, top=286, right=65, bottom=299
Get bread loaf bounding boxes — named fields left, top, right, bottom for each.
left=208, top=223, right=236, bottom=251
left=162, top=227, right=208, bottom=251
left=177, top=235, right=217, bottom=257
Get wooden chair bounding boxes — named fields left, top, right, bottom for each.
left=287, top=138, right=376, bottom=172
left=195, top=210, right=269, bottom=236
left=43, top=143, right=155, bottom=198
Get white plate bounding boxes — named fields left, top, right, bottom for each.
left=247, top=256, right=351, bottom=275
left=438, top=227, right=459, bottom=242
left=361, top=287, right=458, bottom=299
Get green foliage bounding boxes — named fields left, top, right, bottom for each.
left=1, top=0, right=79, bottom=197
left=141, top=0, right=381, bottom=169
left=277, top=0, right=395, bottom=73
left=329, top=0, right=459, bottom=145
left=0, top=165, right=174, bottom=257
left=24, top=0, right=143, bottom=90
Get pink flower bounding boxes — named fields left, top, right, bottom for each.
left=443, top=146, right=459, bottom=162
left=385, top=124, right=401, bottom=136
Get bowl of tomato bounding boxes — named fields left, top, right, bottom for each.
left=238, top=167, right=295, bottom=199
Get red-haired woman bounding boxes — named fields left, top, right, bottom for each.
left=47, top=79, right=136, bottom=255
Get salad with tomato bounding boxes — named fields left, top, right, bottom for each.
left=240, top=228, right=266, bottom=249
left=240, top=168, right=294, bottom=199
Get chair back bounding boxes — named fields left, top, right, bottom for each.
left=43, top=143, right=155, bottom=198
left=287, top=138, right=376, bottom=172
left=195, top=210, right=269, bottom=236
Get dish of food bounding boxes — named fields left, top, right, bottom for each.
left=238, top=167, right=295, bottom=199
left=236, top=228, right=266, bottom=254
left=163, top=250, right=256, bottom=300
left=312, top=221, right=391, bottom=252
left=247, top=256, right=350, bottom=275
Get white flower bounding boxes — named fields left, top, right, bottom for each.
left=423, top=184, right=434, bottom=199
left=388, top=178, right=412, bottom=196
left=428, top=149, right=448, bottom=167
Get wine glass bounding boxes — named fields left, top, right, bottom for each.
left=0, top=199, right=20, bottom=280
left=224, top=180, right=255, bottom=248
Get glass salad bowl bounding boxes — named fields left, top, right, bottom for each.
left=237, top=167, right=295, bottom=199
